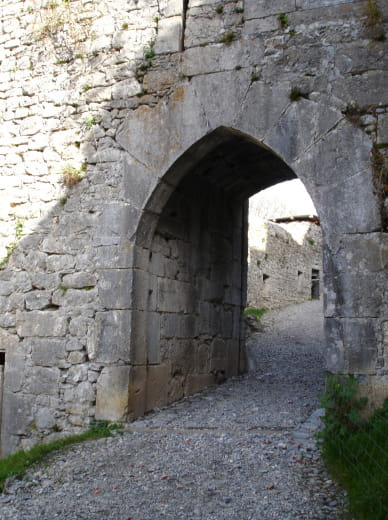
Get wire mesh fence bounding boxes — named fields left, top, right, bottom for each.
left=317, top=373, right=388, bottom=520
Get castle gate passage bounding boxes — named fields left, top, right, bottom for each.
left=0, top=0, right=386, bottom=454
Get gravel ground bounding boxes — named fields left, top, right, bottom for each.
left=0, top=300, right=350, bottom=520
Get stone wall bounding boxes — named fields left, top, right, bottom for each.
left=0, top=0, right=387, bottom=454
left=247, top=218, right=322, bottom=309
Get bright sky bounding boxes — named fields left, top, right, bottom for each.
left=249, top=180, right=317, bottom=220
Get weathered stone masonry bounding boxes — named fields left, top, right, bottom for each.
left=247, top=216, right=323, bottom=309
left=0, top=0, right=387, bottom=454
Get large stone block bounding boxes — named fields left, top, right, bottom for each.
left=96, top=366, right=131, bottom=421
left=35, top=407, right=56, bottom=430
left=16, top=311, right=68, bottom=338
left=0, top=328, right=19, bottom=350
left=324, top=318, right=345, bottom=372
left=146, top=365, right=169, bottom=411
left=4, top=354, right=26, bottom=393
left=62, top=272, right=96, bottom=289
left=93, top=203, right=140, bottom=246
left=157, top=278, right=197, bottom=313
left=29, top=338, right=66, bottom=367
left=25, top=291, right=51, bottom=311
left=1, top=391, right=34, bottom=455
left=87, top=310, right=131, bottom=363
left=51, top=288, right=97, bottom=307
left=296, top=0, right=353, bottom=7
left=343, top=319, right=378, bottom=374
left=122, top=158, right=155, bottom=211
left=332, top=70, right=388, bottom=107
left=161, top=313, right=197, bottom=339
left=358, top=374, right=388, bottom=411
left=132, top=268, right=153, bottom=311
left=196, top=343, right=210, bottom=373
left=182, top=39, right=264, bottom=76
left=159, top=0, right=184, bottom=17
left=128, top=365, right=147, bottom=419
left=130, top=310, right=161, bottom=365
left=377, top=113, right=388, bottom=144
left=226, top=339, right=240, bottom=377
left=73, top=381, right=95, bottom=403
left=245, top=0, right=295, bottom=19
left=98, top=268, right=133, bottom=309
left=169, top=339, right=195, bottom=375
left=155, top=16, right=182, bottom=54
left=184, top=374, right=215, bottom=396
left=93, top=243, right=135, bottom=269
left=25, top=366, right=60, bottom=396
left=292, top=124, right=380, bottom=239
left=323, top=234, right=385, bottom=318
left=147, top=311, right=161, bottom=364
left=130, top=311, right=148, bottom=365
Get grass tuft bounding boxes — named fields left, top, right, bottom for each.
left=289, top=87, right=309, bottom=102
left=243, top=307, right=268, bottom=322
left=0, top=421, right=123, bottom=492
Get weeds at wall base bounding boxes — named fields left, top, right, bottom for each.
left=0, top=421, right=123, bottom=492
left=317, top=373, right=388, bottom=519
left=243, top=307, right=268, bottom=322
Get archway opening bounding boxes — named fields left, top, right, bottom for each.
left=247, top=179, right=322, bottom=310
left=130, top=127, right=322, bottom=417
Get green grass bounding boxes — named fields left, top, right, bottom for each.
left=243, top=307, right=268, bottom=322
left=278, top=12, right=289, bottom=28
left=0, top=421, right=122, bottom=492
left=318, top=374, right=388, bottom=519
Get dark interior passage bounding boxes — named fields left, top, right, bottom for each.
left=130, top=128, right=298, bottom=416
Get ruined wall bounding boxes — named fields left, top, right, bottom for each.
left=0, top=0, right=387, bottom=454
left=247, top=218, right=322, bottom=309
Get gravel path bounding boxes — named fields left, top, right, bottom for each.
left=0, top=301, right=349, bottom=520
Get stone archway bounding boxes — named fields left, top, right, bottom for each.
left=124, top=118, right=383, bottom=417
left=128, top=127, right=298, bottom=416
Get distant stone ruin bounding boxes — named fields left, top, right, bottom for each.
left=247, top=217, right=322, bottom=310
left=247, top=180, right=322, bottom=309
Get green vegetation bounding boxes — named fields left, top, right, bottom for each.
left=243, top=307, right=268, bottom=323
left=317, top=373, right=388, bottom=519
left=62, top=164, right=85, bottom=187
left=365, top=0, right=385, bottom=40
left=143, top=45, right=155, bottom=62
left=0, top=421, right=123, bottom=492
left=289, top=87, right=309, bottom=102
left=122, top=22, right=129, bottom=30
left=135, top=43, right=156, bottom=80
left=220, top=31, right=235, bottom=44
left=215, top=6, right=224, bottom=14
left=85, top=116, right=98, bottom=129
left=250, top=72, right=260, bottom=82
left=0, top=219, right=26, bottom=269
left=278, top=12, right=289, bottom=28
left=235, top=7, right=244, bottom=14
left=365, top=0, right=382, bottom=26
